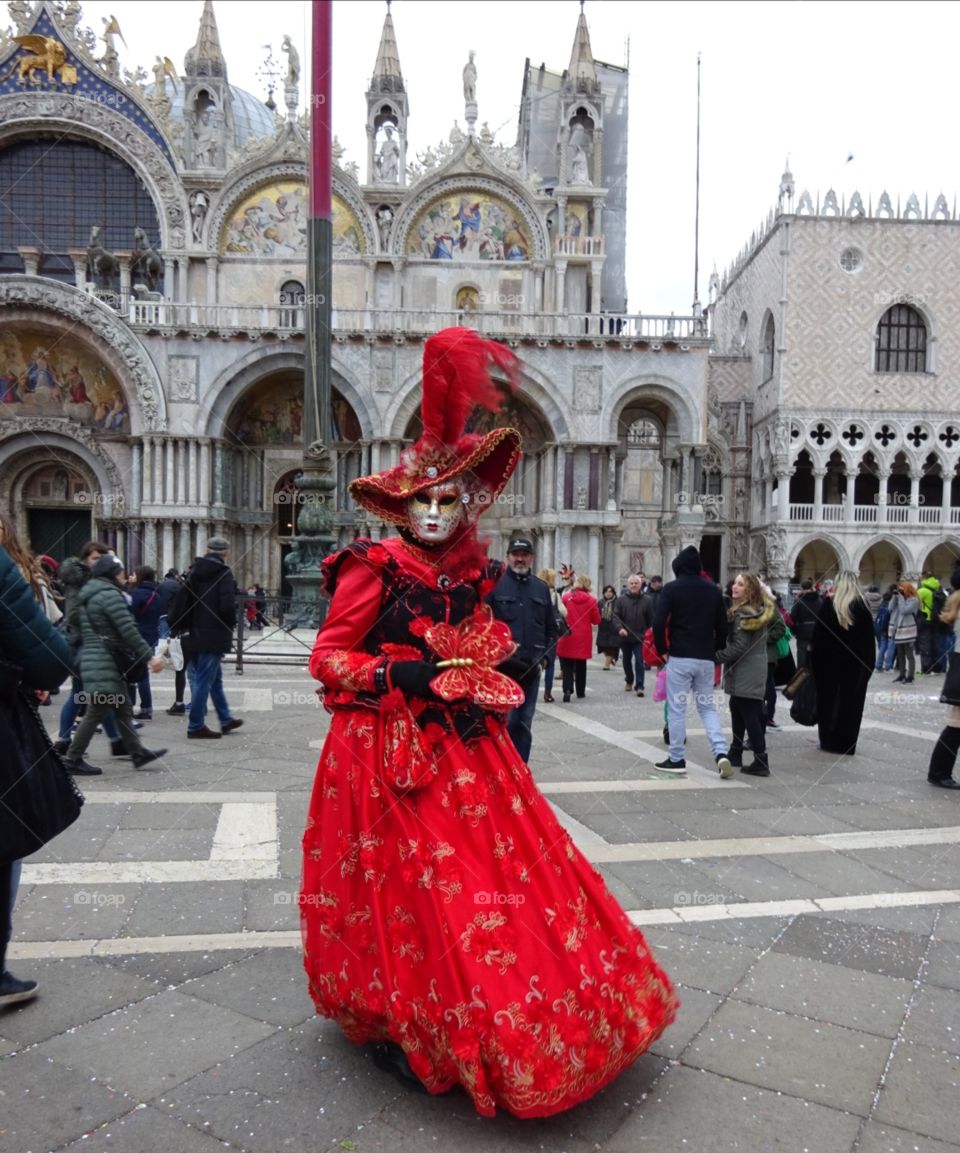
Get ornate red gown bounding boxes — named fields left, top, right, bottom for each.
left=301, top=537, right=676, bottom=1117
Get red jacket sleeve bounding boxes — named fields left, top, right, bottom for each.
left=308, top=554, right=384, bottom=692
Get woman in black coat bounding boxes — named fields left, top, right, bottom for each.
left=811, top=571, right=876, bottom=755
left=0, top=542, right=75, bottom=1006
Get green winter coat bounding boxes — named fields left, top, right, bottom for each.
left=75, top=576, right=154, bottom=701
left=716, top=598, right=777, bottom=700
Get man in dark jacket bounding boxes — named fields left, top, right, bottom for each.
left=789, top=579, right=822, bottom=670
left=179, top=538, right=242, bottom=739
left=652, top=545, right=732, bottom=777
left=487, top=536, right=557, bottom=763
left=613, top=574, right=652, bottom=696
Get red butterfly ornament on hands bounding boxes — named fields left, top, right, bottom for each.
left=424, top=605, right=525, bottom=709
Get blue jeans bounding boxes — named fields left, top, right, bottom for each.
left=543, top=655, right=556, bottom=694
left=59, top=677, right=119, bottom=741
left=187, top=651, right=233, bottom=732
left=621, top=641, right=645, bottom=690
left=507, top=669, right=541, bottom=764
left=876, top=634, right=895, bottom=671
left=130, top=675, right=153, bottom=712
left=665, top=657, right=727, bottom=763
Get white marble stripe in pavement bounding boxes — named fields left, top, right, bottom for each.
left=581, top=824, right=960, bottom=864
left=21, top=801, right=279, bottom=886
left=539, top=777, right=748, bottom=793
left=81, top=791, right=276, bottom=805
left=620, top=719, right=940, bottom=741
left=541, top=706, right=740, bottom=787
left=12, top=889, right=960, bottom=960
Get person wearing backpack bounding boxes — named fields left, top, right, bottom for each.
left=874, top=591, right=895, bottom=672
left=918, top=574, right=944, bottom=675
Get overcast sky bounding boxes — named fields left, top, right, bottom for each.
left=77, top=0, right=960, bottom=313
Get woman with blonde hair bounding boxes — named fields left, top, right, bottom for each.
left=811, top=570, right=876, bottom=754
left=537, top=566, right=565, bottom=703
left=715, top=571, right=776, bottom=776
left=556, top=573, right=601, bottom=701
left=889, top=579, right=921, bottom=683
left=928, top=568, right=960, bottom=788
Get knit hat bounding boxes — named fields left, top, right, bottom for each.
left=349, top=327, right=522, bottom=528
left=205, top=537, right=230, bottom=554
left=90, top=554, right=124, bottom=580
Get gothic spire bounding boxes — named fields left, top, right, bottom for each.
left=567, top=1, right=598, bottom=91
left=185, top=0, right=227, bottom=79
left=371, top=1, right=404, bottom=94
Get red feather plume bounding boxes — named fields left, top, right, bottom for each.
left=420, top=328, right=517, bottom=449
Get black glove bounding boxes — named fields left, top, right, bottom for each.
left=389, top=660, right=438, bottom=697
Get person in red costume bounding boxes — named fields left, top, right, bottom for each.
left=301, top=328, right=676, bottom=1118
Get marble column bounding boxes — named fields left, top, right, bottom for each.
left=162, top=521, right=175, bottom=574
left=909, top=474, right=921, bottom=524
left=199, top=439, right=211, bottom=505
left=876, top=471, right=889, bottom=527
left=144, top=520, right=158, bottom=568
left=813, top=468, right=825, bottom=523
left=178, top=520, right=191, bottom=571
left=205, top=257, right=218, bottom=305
left=588, top=527, right=601, bottom=590
left=131, top=442, right=143, bottom=516
left=165, top=438, right=176, bottom=505
left=142, top=437, right=153, bottom=504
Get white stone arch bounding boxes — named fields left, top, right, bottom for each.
left=850, top=533, right=916, bottom=575
left=0, top=278, right=166, bottom=432
left=393, top=175, right=549, bottom=261
left=604, top=375, right=700, bottom=447
left=0, top=428, right=124, bottom=506
left=200, top=347, right=374, bottom=440
left=787, top=531, right=852, bottom=575
left=0, top=102, right=187, bottom=249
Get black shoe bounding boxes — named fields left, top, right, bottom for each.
left=928, top=777, right=960, bottom=789
left=0, top=970, right=39, bottom=1007
left=892, top=675, right=905, bottom=683
left=166, top=703, right=186, bottom=715
left=132, top=748, right=167, bottom=769
left=716, top=754, right=734, bottom=779
left=655, top=757, right=686, bottom=773
left=221, top=718, right=244, bottom=734
left=766, top=720, right=781, bottom=731
left=903, top=678, right=915, bottom=684
left=133, top=711, right=153, bottom=720
left=53, top=738, right=69, bottom=755
left=368, top=1042, right=428, bottom=1093
left=562, top=693, right=571, bottom=703
left=64, top=757, right=103, bottom=776
left=742, top=763, right=771, bottom=777
left=728, top=758, right=743, bottom=769
left=636, top=689, right=645, bottom=697
left=188, top=726, right=222, bottom=739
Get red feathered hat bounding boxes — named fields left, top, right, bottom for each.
left=350, top=328, right=522, bottom=527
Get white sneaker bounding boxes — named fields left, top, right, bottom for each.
left=716, top=754, right=734, bottom=779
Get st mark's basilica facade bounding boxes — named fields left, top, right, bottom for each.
left=1, top=0, right=958, bottom=592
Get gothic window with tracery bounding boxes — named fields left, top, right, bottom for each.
left=761, top=313, right=776, bottom=382
left=875, top=304, right=927, bottom=373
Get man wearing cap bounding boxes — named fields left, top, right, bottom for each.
left=181, top=538, right=242, bottom=739
left=487, top=536, right=558, bottom=762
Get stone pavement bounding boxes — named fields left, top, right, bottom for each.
left=4, top=655, right=960, bottom=1153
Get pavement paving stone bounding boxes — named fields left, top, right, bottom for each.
left=855, top=1120, right=960, bottom=1153
left=27, top=821, right=115, bottom=862
left=31, top=988, right=278, bottom=1098
left=900, top=982, right=960, bottom=1055
left=158, top=1019, right=403, bottom=1153
left=14, top=882, right=141, bottom=940
left=0, top=956, right=160, bottom=1048
left=93, top=948, right=253, bottom=986
left=180, top=949, right=315, bottom=1028
left=603, top=1064, right=864, bottom=1153
left=811, top=905, right=941, bottom=935
left=243, top=879, right=300, bottom=932
left=97, top=827, right=216, bottom=861
left=874, top=1041, right=960, bottom=1146
left=603, top=860, right=737, bottom=910
left=690, top=853, right=833, bottom=902
left=651, top=915, right=791, bottom=949
left=685, top=999, right=891, bottom=1115
left=922, top=936, right=960, bottom=992
left=648, top=983, right=722, bottom=1059
left=932, top=905, right=960, bottom=942
left=118, top=802, right=221, bottom=830
left=638, top=927, right=760, bottom=996
left=0, top=1049, right=133, bottom=1151
left=558, top=810, right=691, bottom=844
left=59, top=1105, right=242, bottom=1153
left=730, top=950, right=914, bottom=1038
left=855, top=844, right=960, bottom=890
left=761, top=848, right=931, bottom=898
left=122, top=880, right=247, bottom=936
left=773, top=914, right=928, bottom=980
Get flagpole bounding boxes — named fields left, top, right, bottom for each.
left=692, top=52, right=701, bottom=318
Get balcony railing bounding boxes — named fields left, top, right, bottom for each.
left=126, top=303, right=710, bottom=342
left=553, top=235, right=606, bottom=257
left=788, top=502, right=954, bottom=526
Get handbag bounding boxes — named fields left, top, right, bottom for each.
left=789, top=668, right=818, bottom=726
left=773, top=649, right=797, bottom=687
left=552, top=590, right=571, bottom=639
left=0, top=658, right=84, bottom=863
left=103, top=636, right=150, bottom=684
left=782, top=664, right=811, bottom=701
